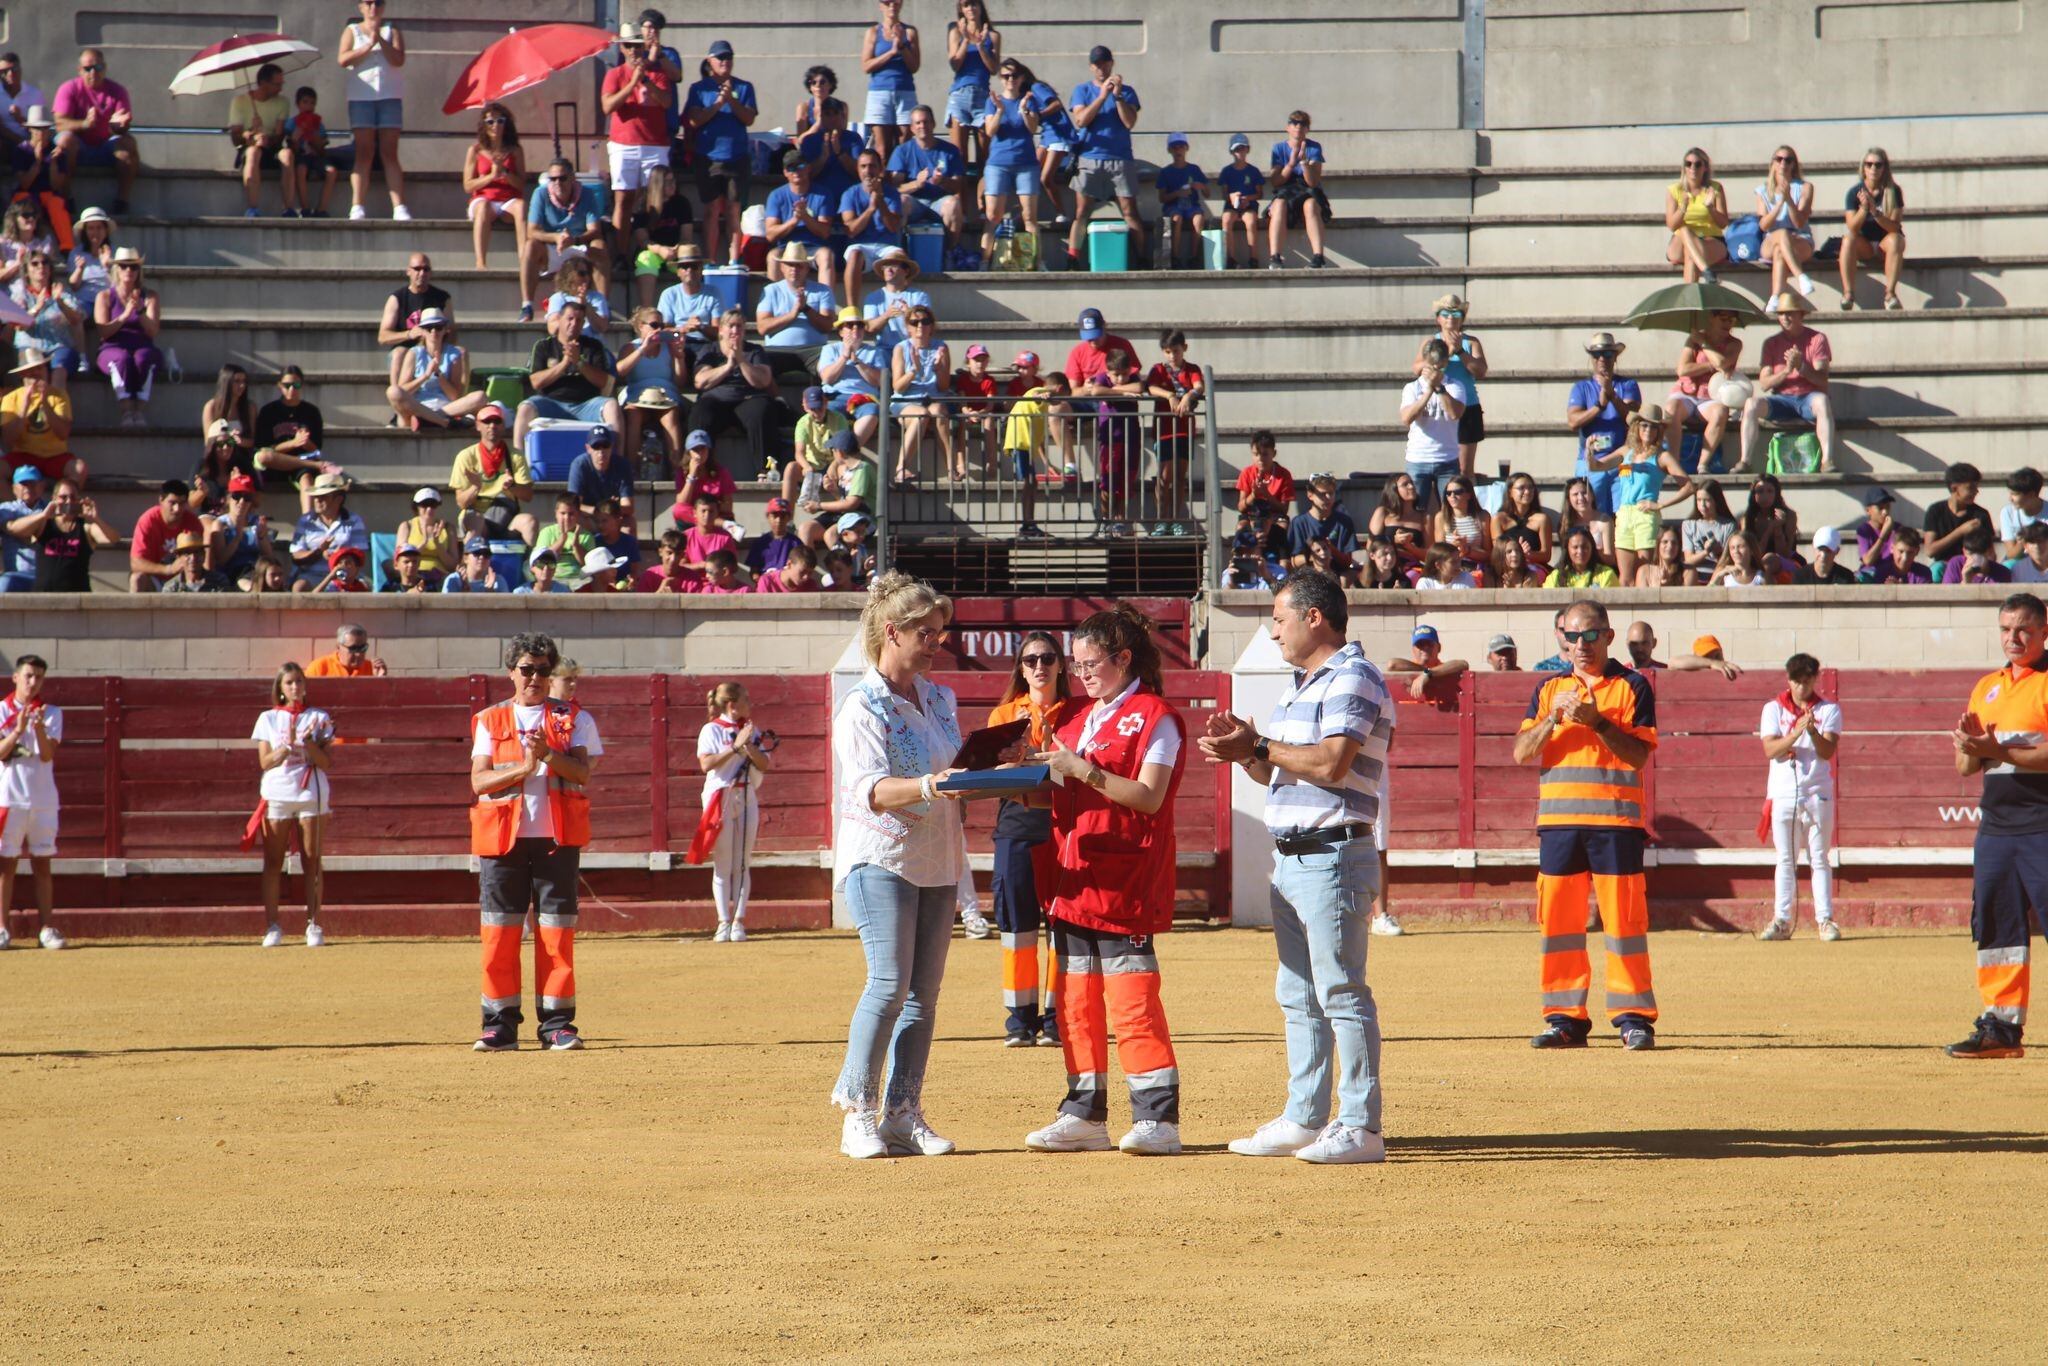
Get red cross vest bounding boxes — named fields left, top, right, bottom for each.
left=470, top=699, right=591, bottom=856
left=1048, top=687, right=1186, bottom=936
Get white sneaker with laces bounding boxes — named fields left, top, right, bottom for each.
left=0, top=924, right=11, bottom=948
left=1794, top=272, right=1816, bottom=297
left=1228, top=1116, right=1321, bottom=1157
left=961, top=907, right=992, bottom=939
left=1025, top=1113, right=1111, bottom=1152
left=37, top=926, right=64, bottom=951
left=392, top=204, right=414, bottom=222
left=305, top=922, right=324, bottom=948
left=712, top=922, right=731, bottom=943
left=1295, top=1122, right=1386, bottom=1165
left=261, top=924, right=284, bottom=949
left=840, top=1109, right=888, bottom=1159
left=1119, top=1120, right=1183, bottom=1156
left=347, top=204, right=368, bottom=221
left=881, top=1107, right=956, bottom=1156
left=1370, top=911, right=1404, bottom=937
left=1757, top=918, right=1793, bottom=941
left=728, top=921, right=748, bottom=942
left=1818, top=919, right=1842, bottom=942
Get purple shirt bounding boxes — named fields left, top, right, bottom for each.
left=1859, top=558, right=1933, bottom=585
left=1854, top=517, right=1896, bottom=566
left=1942, top=555, right=2013, bottom=585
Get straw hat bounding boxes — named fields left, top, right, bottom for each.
left=628, top=387, right=677, bottom=410
left=1431, top=293, right=1468, bottom=314
left=776, top=242, right=812, bottom=267
left=872, top=244, right=919, bottom=280
left=174, top=531, right=208, bottom=554
left=111, top=246, right=146, bottom=267
left=309, top=471, right=350, bottom=497
left=10, top=349, right=51, bottom=375
left=1583, top=331, right=1626, bottom=355
left=1630, top=402, right=1666, bottom=428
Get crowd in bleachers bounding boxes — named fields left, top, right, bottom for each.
left=0, top=7, right=2011, bottom=596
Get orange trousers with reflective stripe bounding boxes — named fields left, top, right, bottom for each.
left=1054, top=923, right=1180, bottom=1124
left=479, top=839, right=580, bottom=1035
left=1537, top=827, right=1657, bottom=1025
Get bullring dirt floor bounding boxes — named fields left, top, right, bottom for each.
left=3, top=923, right=2046, bottom=1363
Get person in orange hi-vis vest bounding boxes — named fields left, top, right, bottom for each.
left=1512, top=598, right=1660, bottom=1051
left=1944, top=592, right=2048, bottom=1059
left=984, top=630, right=1083, bottom=1047
left=1024, top=603, right=1189, bottom=1156
left=468, top=631, right=603, bottom=1052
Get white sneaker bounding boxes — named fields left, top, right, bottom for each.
left=1228, top=1116, right=1321, bottom=1157
left=840, top=1109, right=888, bottom=1159
left=1295, top=1122, right=1386, bottom=1165
left=261, top=924, right=283, bottom=949
left=961, top=907, right=993, bottom=939
left=880, top=1107, right=956, bottom=1156
left=1757, top=918, right=1793, bottom=941
left=1025, top=1112, right=1111, bottom=1152
left=347, top=204, right=368, bottom=221
left=392, top=204, right=414, bottom=222
left=37, top=926, right=64, bottom=951
left=1818, top=919, right=1842, bottom=942
left=1794, top=272, right=1816, bottom=298
left=305, top=922, right=324, bottom=948
left=712, top=922, right=731, bottom=943
left=1118, top=1119, right=1183, bottom=1156
left=0, top=924, right=11, bottom=948
left=728, top=921, right=748, bottom=942
left=1764, top=296, right=1779, bottom=315
left=1370, top=911, right=1404, bottom=937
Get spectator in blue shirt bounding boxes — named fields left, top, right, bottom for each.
left=1564, top=332, right=1640, bottom=515
left=791, top=70, right=862, bottom=209
left=1217, top=133, right=1265, bottom=268
left=440, top=536, right=514, bottom=593
left=566, top=425, right=636, bottom=527
left=819, top=307, right=887, bottom=449
left=979, top=58, right=1044, bottom=260
left=0, top=465, right=48, bottom=591
left=860, top=0, right=923, bottom=160
left=945, top=3, right=1000, bottom=162
left=1155, top=132, right=1209, bottom=270
left=655, top=245, right=722, bottom=343
left=1267, top=110, right=1331, bottom=269
left=520, top=158, right=606, bottom=324
left=1029, top=78, right=1078, bottom=224
left=756, top=244, right=836, bottom=373
left=885, top=106, right=966, bottom=251
left=1065, top=45, right=1144, bottom=271
left=861, top=245, right=931, bottom=353
left=839, top=148, right=906, bottom=311
left=1286, top=474, right=1357, bottom=568
left=763, top=148, right=839, bottom=291
left=684, top=39, right=758, bottom=262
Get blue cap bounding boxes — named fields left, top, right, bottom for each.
left=1411, top=625, right=1440, bottom=647
left=802, top=385, right=827, bottom=409
left=1166, top=131, right=1189, bottom=148
left=9, top=465, right=45, bottom=485
left=708, top=39, right=733, bottom=58
left=828, top=428, right=861, bottom=454
left=586, top=425, right=613, bottom=448
left=1077, top=308, right=1105, bottom=340
left=1088, top=44, right=1113, bottom=64
left=836, top=511, right=872, bottom=533
left=1228, top=132, right=1251, bottom=151
left=686, top=428, right=712, bottom=450
left=463, top=535, right=491, bottom=555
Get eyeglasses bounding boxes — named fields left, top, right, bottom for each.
left=280, top=380, right=301, bottom=389
left=115, top=263, right=140, bottom=271
left=1069, top=655, right=1118, bottom=676
left=1019, top=652, right=1058, bottom=669
left=1683, top=158, right=1705, bottom=168
left=1772, top=154, right=1792, bottom=163
left=483, top=116, right=507, bottom=125
left=899, top=626, right=948, bottom=645
left=344, top=642, right=369, bottom=654
left=1437, top=310, right=1464, bottom=320
left=477, top=416, right=503, bottom=425
left=81, top=64, right=105, bottom=73
left=1864, top=159, right=1886, bottom=168
left=1560, top=629, right=1603, bottom=645
left=514, top=663, right=554, bottom=678
left=908, top=317, right=935, bottom=327
left=407, top=263, right=430, bottom=272
left=548, top=175, right=573, bottom=184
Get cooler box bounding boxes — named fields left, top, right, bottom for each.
left=703, top=264, right=749, bottom=313
left=907, top=225, right=945, bottom=274
left=525, top=423, right=598, bottom=481
left=490, top=540, right=529, bottom=590
left=1200, top=227, right=1227, bottom=271
left=1088, top=221, right=1130, bottom=272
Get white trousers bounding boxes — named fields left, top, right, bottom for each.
left=1771, top=792, right=1835, bottom=923
left=709, top=784, right=759, bottom=925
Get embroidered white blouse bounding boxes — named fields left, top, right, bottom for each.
left=831, top=667, right=966, bottom=890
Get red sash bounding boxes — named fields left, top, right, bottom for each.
left=241, top=705, right=312, bottom=851
left=686, top=788, right=726, bottom=865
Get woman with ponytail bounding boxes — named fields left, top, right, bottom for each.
left=248, top=662, right=335, bottom=948
left=1024, top=602, right=1188, bottom=1156
left=694, top=681, right=772, bottom=942
left=829, top=571, right=969, bottom=1159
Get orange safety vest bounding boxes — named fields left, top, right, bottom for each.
left=469, top=699, right=591, bottom=856
left=1048, top=688, right=1186, bottom=937
left=1520, top=661, right=1658, bottom=830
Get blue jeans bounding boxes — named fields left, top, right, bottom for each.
left=1405, top=460, right=1457, bottom=514
left=0, top=571, right=33, bottom=593
left=1578, top=466, right=1618, bottom=515
left=833, top=864, right=956, bottom=1112
left=1270, top=836, right=1384, bottom=1131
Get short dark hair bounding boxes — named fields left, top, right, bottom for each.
left=1251, top=429, right=1276, bottom=448
left=14, top=654, right=47, bottom=672
left=505, top=632, right=561, bottom=671
left=1159, top=328, right=1186, bottom=349
left=693, top=492, right=719, bottom=509
left=1280, top=567, right=1347, bottom=633
left=707, top=548, right=738, bottom=572
left=802, top=63, right=838, bottom=92
left=293, top=86, right=317, bottom=104
left=160, top=479, right=189, bottom=498
left=280, top=363, right=305, bottom=381
left=1785, top=652, right=1820, bottom=681
left=1945, top=462, right=1983, bottom=488
left=1963, top=526, right=1995, bottom=554
left=659, top=529, right=686, bottom=551
left=2008, top=467, right=2043, bottom=496
left=2022, top=523, right=2048, bottom=546
left=638, top=7, right=669, bottom=27
left=2001, top=592, right=2047, bottom=623
left=554, top=492, right=578, bottom=509
left=1893, top=526, right=1923, bottom=550
left=256, top=62, right=282, bottom=82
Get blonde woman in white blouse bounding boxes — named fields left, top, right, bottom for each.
left=829, top=571, right=969, bottom=1160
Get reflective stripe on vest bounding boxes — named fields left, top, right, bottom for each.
left=1538, top=763, right=1643, bottom=827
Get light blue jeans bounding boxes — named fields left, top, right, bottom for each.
left=1270, top=836, right=1384, bottom=1131
left=833, top=864, right=956, bottom=1112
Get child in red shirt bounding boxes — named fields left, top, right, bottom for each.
left=952, top=343, right=1001, bottom=478
left=1144, top=329, right=1204, bottom=535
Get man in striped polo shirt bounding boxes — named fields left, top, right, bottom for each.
left=1201, top=570, right=1393, bottom=1164
left=1512, top=598, right=1660, bottom=1051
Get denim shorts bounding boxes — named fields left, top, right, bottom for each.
left=865, top=87, right=919, bottom=128
left=945, top=84, right=991, bottom=128
left=982, top=162, right=1041, bottom=197
left=347, top=98, right=404, bottom=131
left=523, top=395, right=612, bottom=424
left=1761, top=392, right=1820, bottom=424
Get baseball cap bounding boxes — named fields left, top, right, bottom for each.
left=463, top=535, right=491, bottom=555
left=206, top=418, right=242, bottom=442
left=965, top=344, right=989, bottom=360
left=1487, top=634, right=1517, bottom=654
left=780, top=147, right=805, bottom=172
left=10, top=465, right=46, bottom=485
left=1411, top=625, right=1440, bottom=647
left=708, top=38, right=734, bottom=58
left=836, top=511, right=872, bottom=533
left=1228, top=133, right=1251, bottom=151
left=327, top=546, right=364, bottom=569
left=1860, top=485, right=1895, bottom=507
left=1813, top=525, right=1844, bottom=552
left=1014, top=350, right=1040, bottom=368
left=802, top=386, right=827, bottom=410
left=1166, top=131, right=1189, bottom=148
left=1693, top=635, right=1726, bottom=657
left=586, top=425, right=614, bottom=448
left=529, top=546, right=558, bottom=565
left=394, top=542, right=421, bottom=559
left=766, top=496, right=792, bottom=514
left=228, top=473, right=259, bottom=495
left=828, top=428, right=861, bottom=454
left=1088, top=44, right=1114, bottom=64
left=685, top=429, right=712, bottom=450
left=477, top=402, right=507, bottom=421
left=1077, top=308, right=1106, bottom=340
left=413, top=487, right=441, bottom=505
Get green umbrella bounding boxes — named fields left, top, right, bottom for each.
left=1622, top=280, right=1768, bottom=333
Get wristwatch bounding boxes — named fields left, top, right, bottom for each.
left=1251, top=734, right=1271, bottom=764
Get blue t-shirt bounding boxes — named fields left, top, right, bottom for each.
left=840, top=183, right=904, bottom=244
left=1270, top=138, right=1325, bottom=183
left=657, top=286, right=723, bottom=333
left=862, top=284, right=932, bottom=352
left=441, top=572, right=512, bottom=594
left=758, top=278, right=835, bottom=348
left=0, top=498, right=39, bottom=575
left=528, top=182, right=601, bottom=238
left=797, top=125, right=864, bottom=206
left=820, top=338, right=889, bottom=398
left=514, top=581, right=572, bottom=594
left=1566, top=375, right=1642, bottom=471
left=869, top=28, right=915, bottom=92
left=1069, top=81, right=1139, bottom=161
left=1157, top=163, right=1208, bottom=212
left=887, top=139, right=965, bottom=201
left=1218, top=162, right=1265, bottom=205
left=1435, top=334, right=1481, bottom=400
left=1287, top=509, right=1358, bottom=559
left=764, top=184, right=833, bottom=246
left=984, top=95, right=1039, bottom=169
left=686, top=76, right=757, bottom=163
left=950, top=29, right=995, bottom=92
left=567, top=453, right=635, bottom=508
left=1029, top=81, right=1076, bottom=144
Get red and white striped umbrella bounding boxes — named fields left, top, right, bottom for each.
left=169, top=33, right=320, bottom=98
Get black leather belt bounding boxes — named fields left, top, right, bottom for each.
left=1274, top=822, right=1374, bottom=856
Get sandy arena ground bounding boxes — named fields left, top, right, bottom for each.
left=3, top=923, right=2046, bottom=1362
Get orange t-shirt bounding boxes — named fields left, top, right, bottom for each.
left=305, top=650, right=376, bottom=678
left=1519, top=660, right=1657, bottom=829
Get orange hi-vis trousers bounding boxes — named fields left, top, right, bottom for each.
left=1537, top=827, right=1657, bottom=1027
left=479, top=838, right=580, bottom=1036
left=995, top=835, right=1061, bottom=1037
left=1055, top=923, right=1179, bottom=1123
left=1970, top=833, right=2048, bottom=1028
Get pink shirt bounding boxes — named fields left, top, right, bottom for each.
left=690, top=579, right=751, bottom=595
left=1761, top=327, right=1831, bottom=398
left=679, top=525, right=735, bottom=586
left=635, top=566, right=685, bottom=593
left=53, top=77, right=132, bottom=146
left=753, top=569, right=819, bottom=593
left=674, top=463, right=736, bottom=510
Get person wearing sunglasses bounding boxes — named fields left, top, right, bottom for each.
left=51, top=48, right=137, bottom=215
left=252, top=366, right=331, bottom=477
left=1662, top=146, right=1726, bottom=284
left=1513, top=600, right=1660, bottom=1052
left=470, top=632, right=601, bottom=1053
left=1416, top=293, right=1486, bottom=479
left=462, top=103, right=527, bottom=270
left=305, top=623, right=387, bottom=678
left=376, top=254, right=452, bottom=351
left=1841, top=147, right=1907, bottom=310
left=520, top=158, right=607, bottom=324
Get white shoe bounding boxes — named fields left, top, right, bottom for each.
left=880, top=1106, right=956, bottom=1156
left=1025, top=1113, right=1112, bottom=1152
left=261, top=924, right=283, bottom=948
left=840, top=1109, right=888, bottom=1159
left=1295, top=1122, right=1386, bottom=1165
left=392, top=204, right=414, bottom=222
left=1370, top=911, right=1404, bottom=937
left=1818, top=919, right=1842, bottom=942
left=37, top=926, right=64, bottom=951
left=305, top=922, right=324, bottom=948
left=1794, top=272, right=1816, bottom=298
left=1228, top=1116, right=1321, bottom=1157
left=1764, top=296, right=1779, bottom=315
left=0, top=924, right=11, bottom=948
left=712, top=921, right=731, bottom=943
left=1118, top=1119, right=1183, bottom=1156
left=347, top=204, right=368, bottom=221
left=961, top=907, right=992, bottom=939
left=728, top=921, right=748, bottom=942
left=1757, top=918, right=1793, bottom=941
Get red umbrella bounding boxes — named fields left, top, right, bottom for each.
left=442, top=23, right=616, bottom=115
left=169, top=33, right=319, bottom=97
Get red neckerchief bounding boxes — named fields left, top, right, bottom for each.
left=0, top=692, right=42, bottom=738
left=477, top=440, right=508, bottom=481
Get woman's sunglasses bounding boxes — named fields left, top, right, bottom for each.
left=1019, top=652, right=1058, bottom=669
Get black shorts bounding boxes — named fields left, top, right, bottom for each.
left=1458, top=402, right=1485, bottom=446
left=481, top=494, right=520, bottom=538
left=696, top=158, right=753, bottom=208
left=1270, top=181, right=1331, bottom=228
left=234, top=145, right=284, bottom=171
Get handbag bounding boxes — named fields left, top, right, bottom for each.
left=1723, top=214, right=1763, bottom=264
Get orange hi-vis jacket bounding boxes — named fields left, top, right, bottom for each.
left=1049, top=688, right=1186, bottom=937
left=1521, top=661, right=1658, bottom=829
left=470, top=699, right=591, bottom=857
